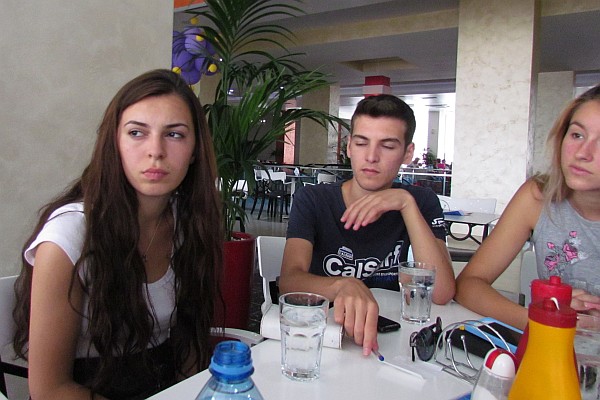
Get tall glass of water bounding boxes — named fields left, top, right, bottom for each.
left=279, top=292, right=329, bottom=381
left=398, top=261, right=436, bottom=324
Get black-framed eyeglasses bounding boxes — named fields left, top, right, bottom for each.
left=409, top=316, right=443, bottom=362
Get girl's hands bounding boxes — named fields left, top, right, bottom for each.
left=571, top=288, right=600, bottom=313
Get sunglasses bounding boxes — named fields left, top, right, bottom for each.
left=409, top=316, right=443, bottom=362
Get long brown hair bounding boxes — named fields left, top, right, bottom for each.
left=534, top=84, right=600, bottom=204
left=13, top=69, right=223, bottom=390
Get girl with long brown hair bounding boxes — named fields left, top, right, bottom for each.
left=456, top=84, right=600, bottom=331
left=13, top=69, right=223, bottom=399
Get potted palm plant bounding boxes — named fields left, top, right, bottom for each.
left=174, top=0, right=347, bottom=328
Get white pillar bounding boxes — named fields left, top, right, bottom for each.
left=453, top=0, right=539, bottom=212
left=299, top=85, right=340, bottom=164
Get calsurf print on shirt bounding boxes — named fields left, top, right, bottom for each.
left=323, top=241, right=403, bottom=280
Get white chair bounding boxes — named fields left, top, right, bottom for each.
left=233, top=179, right=248, bottom=196
left=317, top=173, right=336, bottom=184
left=519, top=247, right=537, bottom=307
left=256, top=236, right=286, bottom=314
left=0, top=275, right=28, bottom=398
left=437, top=195, right=496, bottom=214
left=210, top=327, right=263, bottom=346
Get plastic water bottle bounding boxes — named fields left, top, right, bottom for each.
left=195, top=340, right=264, bottom=400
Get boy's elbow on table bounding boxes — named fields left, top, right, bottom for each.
left=433, top=283, right=456, bottom=305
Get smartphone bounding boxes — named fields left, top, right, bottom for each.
left=377, top=315, right=401, bottom=333
left=447, top=318, right=522, bottom=358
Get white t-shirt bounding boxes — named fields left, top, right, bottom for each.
left=24, top=202, right=176, bottom=358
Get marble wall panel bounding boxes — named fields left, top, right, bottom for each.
left=454, top=0, right=539, bottom=211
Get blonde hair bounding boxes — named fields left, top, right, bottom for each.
left=534, top=84, right=600, bottom=205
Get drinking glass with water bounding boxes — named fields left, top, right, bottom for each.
left=279, top=292, right=329, bottom=381
left=398, top=261, right=436, bottom=324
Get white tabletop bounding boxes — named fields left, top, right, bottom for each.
left=149, top=289, right=482, bottom=399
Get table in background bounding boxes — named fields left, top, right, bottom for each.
left=149, top=289, right=481, bottom=400
left=444, top=212, right=500, bottom=245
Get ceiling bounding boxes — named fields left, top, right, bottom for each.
left=174, top=0, right=600, bottom=118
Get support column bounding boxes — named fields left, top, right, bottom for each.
left=532, top=71, right=574, bottom=175
left=453, top=0, right=540, bottom=211
left=298, top=85, right=340, bottom=164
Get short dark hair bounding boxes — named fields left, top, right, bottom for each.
left=350, top=94, right=416, bottom=144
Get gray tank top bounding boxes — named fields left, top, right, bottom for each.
left=532, top=200, right=600, bottom=295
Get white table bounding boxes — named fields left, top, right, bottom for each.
left=444, top=212, right=500, bottom=244
left=149, top=289, right=481, bottom=399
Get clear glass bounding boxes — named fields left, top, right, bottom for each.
left=576, top=313, right=600, bottom=399
left=398, top=261, right=436, bottom=324
left=279, top=292, right=329, bottom=381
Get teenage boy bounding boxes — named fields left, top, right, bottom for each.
left=279, top=94, right=455, bottom=355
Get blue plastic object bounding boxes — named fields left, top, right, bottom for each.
left=195, top=341, right=264, bottom=400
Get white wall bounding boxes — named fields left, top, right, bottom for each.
left=0, top=1, right=174, bottom=276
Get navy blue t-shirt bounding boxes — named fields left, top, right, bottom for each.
left=286, top=181, right=446, bottom=291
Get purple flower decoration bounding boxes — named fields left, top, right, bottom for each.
left=171, top=26, right=218, bottom=85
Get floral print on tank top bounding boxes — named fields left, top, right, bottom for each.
left=544, top=231, right=589, bottom=276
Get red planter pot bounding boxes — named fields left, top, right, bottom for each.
left=221, top=232, right=256, bottom=330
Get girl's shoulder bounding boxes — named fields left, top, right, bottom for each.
left=515, top=179, right=544, bottom=204
left=48, top=202, right=84, bottom=220
left=501, top=179, right=544, bottom=228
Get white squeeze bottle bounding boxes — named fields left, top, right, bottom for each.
left=472, top=348, right=516, bottom=400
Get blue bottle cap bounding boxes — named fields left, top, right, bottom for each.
left=209, top=340, right=254, bottom=379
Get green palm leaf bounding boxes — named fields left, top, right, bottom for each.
left=185, top=0, right=349, bottom=239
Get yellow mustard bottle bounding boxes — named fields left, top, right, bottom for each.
left=508, top=298, right=580, bottom=399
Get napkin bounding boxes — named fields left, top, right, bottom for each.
left=259, top=303, right=344, bottom=349
left=383, top=355, right=443, bottom=381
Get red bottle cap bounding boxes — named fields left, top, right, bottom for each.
left=483, top=348, right=517, bottom=378
left=528, top=298, right=576, bottom=328
left=531, top=276, right=572, bottom=305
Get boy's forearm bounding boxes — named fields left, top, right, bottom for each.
left=400, top=200, right=455, bottom=303
left=280, top=266, right=345, bottom=301
left=401, top=200, right=449, bottom=265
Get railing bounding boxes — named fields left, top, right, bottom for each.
left=398, top=168, right=452, bottom=196
left=259, top=163, right=452, bottom=195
